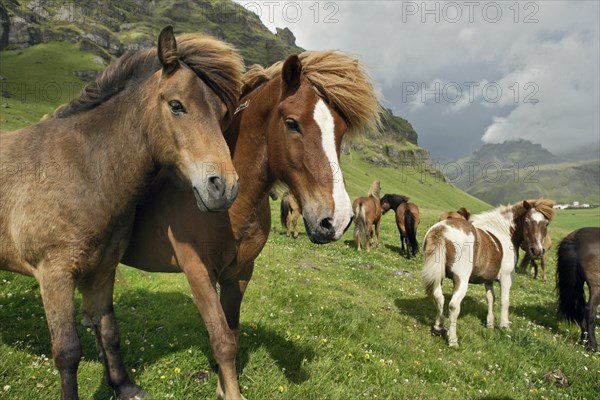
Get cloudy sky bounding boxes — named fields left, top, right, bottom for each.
left=234, top=1, right=599, bottom=159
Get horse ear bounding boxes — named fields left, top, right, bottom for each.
left=458, top=207, right=470, bottom=221
left=522, top=200, right=532, bottom=211
left=158, top=26, right=178, bottom=73
left=281, top=54, right=302, bottom=93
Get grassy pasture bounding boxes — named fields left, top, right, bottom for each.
left=1, top=38, right=598, bottom=400
left=1, top=159, right=598, bottom=399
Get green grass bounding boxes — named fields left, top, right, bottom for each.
left=1, top=159, right=598, bottom=399
left=0, top=42, right=102, bottom=131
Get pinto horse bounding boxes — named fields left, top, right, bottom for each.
left=422, top=199, right=554, bottom=347
left=0, top=27, right=243, bottom=400
left=380, top=194, right=419, bottom=258
left=353, top=181, right=382, bottom=251
left=556, top=227, right=600, bottom=352
left=281, top=192, right=302, bottom=238
left=121, top=51, right=381, bottom=399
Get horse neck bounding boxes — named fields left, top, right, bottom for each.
left=472, top=206, right=515, bottom=243
left=225, top=80, right=278, bottom=230
left=388, top=197, right=403, bottom=213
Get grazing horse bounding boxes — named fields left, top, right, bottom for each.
left=519, top=235, right=552, bottom=282
left=121, top=51, right=380, bottom=399
left=353, top=180, right=382, bottom=251
left=439, top=207, right=470, bottom=221
left=0, top=27, right=243, bottom=400
left=281, top=192, right=302, bottom=238
left=556, top=227, right=600, bottom=352
left=422, top=199, right=554, bottom=347
left=380, top=194, right=419, bottom=258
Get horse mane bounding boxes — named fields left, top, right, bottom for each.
left=471, top=198, right=555, bottom=235
left=242, top=50, right=382, bottom=136
left=55, top=34, right=243, bottom=118
left=368, top=180, right=381, bottom=198
left=523, top=198, right=555, bottom=221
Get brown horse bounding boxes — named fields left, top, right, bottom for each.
left=380, top=194, right=419, bottom=258
left=353, top=180, right=382, bottom=251
left=439, top=207, right=470, bottom=221
left=423, top=199, right=554, bottom=347
left=121, top=51, right=380, bottom=399
left=281, top=192, right=302, bottom=238
left=519, top=234, right=552, bottom=282
left=556, top=227, right=600, bottom=352
left=0, top=27, right=243, bottom=400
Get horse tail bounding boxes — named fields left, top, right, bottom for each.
left=422, top=226, right=445, bottom=297
left=281, top=193, right=290, bottom=228
left=354, top=203, right=367, bottom=249
left=405, top=209, right=418, bottom=256
left=556, top=235, right=586, bottom=323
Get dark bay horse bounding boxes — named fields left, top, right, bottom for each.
left=422, top=199, right=554, bottom=347
left=556, top=227, right=600, bottom=351
left=0, top=27, right=243, bottom=400
left=380, top=194, right=419, bottom=258
left=121, top=51, right=381, bottom=399
left=281, top=191, right=302, bottom=238
left=353, top=180, right=382, bottom=251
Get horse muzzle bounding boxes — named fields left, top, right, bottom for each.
left=193, top=175, right=239, bottom=212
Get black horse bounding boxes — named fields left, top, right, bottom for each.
left=556, top=227, right=600, bottom=352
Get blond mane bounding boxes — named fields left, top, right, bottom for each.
left=368, top=180, right=381, bottom=198
left=242, top=51, right=382, bottom=136
left=56, top=34, right=243, bottom=118
left=523, top=198, right=555, bottom=221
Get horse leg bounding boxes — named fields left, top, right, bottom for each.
left=286, top=213, right=291, bottom=237
left=181, top=258, right=244, bottom=400
left=292, top=211, right=299, bottom=239
left=584, top=285, right=599, bottom=352
left=374, top=220, right=381, bottom=247
left=431, top=283, right=446, bottom=336
left=366, top=221, right=373, bottom=252
left=447, top=276, right=469, bottom=347
left=218, top=264, right=254, bottom=400
left=484, top=282, right=495, bottom=328
left=79, top=270, right=146, bottom=400
left=39, top=266, right=82, bottom=400
left=541, top=253, right=547, bottom=283
left=531, top=258, right=539, bottom=280
left=498, top=273, right=514, bottom=329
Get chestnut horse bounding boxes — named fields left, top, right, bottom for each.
left=0, top=27, right=243, bottom=399
left=556, top=227, right=600, bottom=352
left=121, top=51, right=380, bottom=399
left=519, top=234, right=552, bottom=282
left=281, top=192, right=302, bottom=238
left=423, top=199, right=554, bottom=347
left=353, top=180, right=382, bottom=251
left=380, top=194, right=419, bottom=258
left=439, top=207, right=470, bottom=221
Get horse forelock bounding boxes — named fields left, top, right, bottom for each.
left=244, top=50, right=381, bottom=137
left=55, top=33, right=243, bottom=119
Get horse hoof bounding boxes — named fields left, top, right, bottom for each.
left=448, top=341, right=459, bottom=348
left=486, top=323, right=494, bottom=329
left=120, top=389, right=150, bottom=400
left=431, top=326, right=447, bottom=337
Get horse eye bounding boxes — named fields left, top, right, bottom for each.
left=169, top=100, right=186, bottom=115
left=285, top=118, right=300, bottom=133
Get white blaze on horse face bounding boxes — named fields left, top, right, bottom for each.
left=530, top=210, right=547, bottom=249
left=313, top=99, right=352, bottom=239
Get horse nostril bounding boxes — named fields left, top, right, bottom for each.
left=208, top=176, right=226, bottom=199
left=319, top=218, right=333, bottom=231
